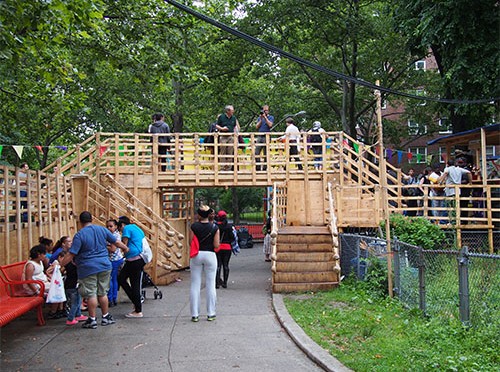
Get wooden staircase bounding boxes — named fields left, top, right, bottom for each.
left=272, top=226, right=339, bottom=292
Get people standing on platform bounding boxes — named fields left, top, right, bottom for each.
left=402, top=168, right=420, bottom=217
left=255, top=105, right=274, bottom=171
left=148, top=113, right=171, bottom=171
left=190, top=205, right=219, bottom=322
left=429, top=166, right=446, bottom=223
left=59, top=211, right=128, bottom=329
left=117, top=216, right=146, bottom=318
left=106, top=219, right=123, bottom=307
left=307, top=121, right=327, bottom=170
left=439, top=159, right=472, bottom=224
left=215, top=210, right=234, bottom=289
left=216, top=105, right=240, bottom=171
left=278, top=117, right=303, bottom=170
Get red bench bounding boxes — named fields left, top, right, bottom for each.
left=0, top=262, right=46, bottom=327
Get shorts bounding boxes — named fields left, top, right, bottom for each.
left=78, top=270, right=111, bottom=298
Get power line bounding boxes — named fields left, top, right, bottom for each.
left=164, top=0, right=499, bottom=105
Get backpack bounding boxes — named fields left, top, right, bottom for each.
left=204, top=122, right=218, bottom=145
left=309, top=128, right=322, bottom=143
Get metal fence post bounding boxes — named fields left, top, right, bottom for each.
left=393, top=237, right=401, bottom=297
left=458, top=246, right=471, bottom=326
left=418, top=246, right=426, bottom=315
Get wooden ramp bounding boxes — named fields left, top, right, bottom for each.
left=273, top=226, right=339, bottom=292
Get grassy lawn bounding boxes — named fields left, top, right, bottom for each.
left=284, top=279, right=499, bottom=372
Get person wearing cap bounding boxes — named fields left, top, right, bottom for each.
left=117, top=216, right=146, bottom=318
left=60, top=211, right=128, bottom=329
left=277, top=117, right=303, bottom=170
left=307, top=121, right=327, bottom=170
left=190, top=205, right=220, bottom=322
left=215, top=210, right=235, bottom=288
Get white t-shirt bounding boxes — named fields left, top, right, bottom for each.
left=443, top=166, right=470, bottom=196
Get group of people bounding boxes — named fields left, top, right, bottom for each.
left=147, top=105, right=329, bottom=173
left=401, top=154, right=479, bottom=222
left=22, top=212, right=149, bottom=329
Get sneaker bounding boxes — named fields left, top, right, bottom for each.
left=207, top=315, right=216, bottom=321
left=101, top=313, right=116, bottom=326
left=191, top=316, right=199, bottom=322
left=75, top=315, right=88, bottom=322
left=82, top=318, right=97, bottom=329
left=125, top=312, right=143, bottom=318
left=66, top=319, right=78, bottom=326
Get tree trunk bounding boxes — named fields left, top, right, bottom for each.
left=231, top=188, right=240, bottom=224
left=171, top=79, right=183, bottom=133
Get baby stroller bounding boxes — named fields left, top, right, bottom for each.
left=140, top=270, right=163, bottom=302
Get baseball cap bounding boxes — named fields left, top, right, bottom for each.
left=217, top=210, right=227, bottom=218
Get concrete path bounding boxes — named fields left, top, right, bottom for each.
left=0, top=244, right=349, bottom=371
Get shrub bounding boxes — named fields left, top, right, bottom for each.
left=381, top=213, right=446, bottom=249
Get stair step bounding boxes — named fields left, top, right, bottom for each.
left=279, top=226, right=330, bottom=235
left=277, top=242, right=333, bottom=252
left=275, top=261, right=335, bottom=272
left=274, top=271, right=338, bottom=283
left=272, top=282, right=339, bottom=293
left=277, top=252, right=335, bottom=262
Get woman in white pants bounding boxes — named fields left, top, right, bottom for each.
left=190, top=205, right=220, bottom=322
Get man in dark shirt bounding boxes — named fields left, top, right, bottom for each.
left=255, top=105, right=274, bottom=171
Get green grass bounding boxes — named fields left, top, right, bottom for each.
left=284, top=280, right=499, bottom=371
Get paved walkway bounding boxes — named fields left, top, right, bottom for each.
left=0, top=245, right=349, bottom=371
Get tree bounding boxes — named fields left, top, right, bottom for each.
left=393, top=0, right=500, bottom=132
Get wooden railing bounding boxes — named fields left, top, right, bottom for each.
left=270, top=180, right=288, bottom=273
left=327, top=182, right=341, bottom=273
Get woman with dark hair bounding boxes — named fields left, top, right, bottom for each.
left=49, top=236, right=72, bottom=265
left=190, top=205, right=219, bottom=322
left=215, top=210, right=234, bottom=288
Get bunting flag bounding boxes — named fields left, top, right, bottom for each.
left=0, top=145, right=3, bottom=156
left=35, top=145, right=43, bottom=152
left=397, top=150, right=403, bottom=164
left=55, top=146, right=68, bottom=151
left=375, top=146, right=379, bottom=155
left=342, top=139, right=352, bottom=149
left=99, top=146, right=107, bottom=157
left=416, top=153, right=422, bottom=163
left=12, top=146, right=24, bottom=158
left=407, top=152, right=413, bottom=160
left=386, top=148, right=393, bottom=159
left=352, top=143, right=359, bottom=153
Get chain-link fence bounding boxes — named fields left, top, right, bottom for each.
left=340, top=233, right=500, bottom=326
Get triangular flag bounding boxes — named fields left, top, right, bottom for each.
left=342, top=139, right=352, bottom=149
left=397, top=151, right=403, bottom=164
left=353, top=143, right=359, bottom=153
left=416, top=153, right=422, bottom=162
left=407, top=152, right=413, bottom=160
left=386, top=148, right=393, bottom=159
left=35, top=145, right=43, bottom=152
left=375, top=146, right=379, bottom=155
left=13, top=145, right=24, bottom=158
left=56, top=146, right=68, bottom=151
left=99, top=146, right=107, bottom=157
left=0, top=145, right=3, bottom=156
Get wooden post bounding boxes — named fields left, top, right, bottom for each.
left=375, top=80, right=393, bottom=298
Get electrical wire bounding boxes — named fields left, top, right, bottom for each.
left=164, top=0, right=499, bottom=105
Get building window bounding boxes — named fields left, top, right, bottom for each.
left=438, top=117, right=452, bottom=133
left=409, top=147, right=427, bottom=164
left=415, top=60, right=426, bottom=70
left=486, top=146, right=496, bottom=157
left=415, top=89, right=426, bottom=106
left=407, top=120, right=427, bottom=136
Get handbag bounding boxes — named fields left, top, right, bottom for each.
left=190, top=235, right=200, bottom=258
left=231, top=227, right=240, bottom=255
left=140, top=237, right=153, bottom=264
left=46, top=264, right=66, bottom=304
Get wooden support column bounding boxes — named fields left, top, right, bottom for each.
left=71, top=175, right=89, bottom=221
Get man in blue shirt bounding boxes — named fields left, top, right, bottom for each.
left=117, top=216, right=147, bottom=318
left=255, top=105, right=274, bottom=171
left=60, top=211, right=128, bottom=329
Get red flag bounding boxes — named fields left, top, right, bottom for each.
left=99, top=146, right=107, bottom=157
left=35, top=145, right=43, bottom=152
left=407, top=152, right=413, bottom=160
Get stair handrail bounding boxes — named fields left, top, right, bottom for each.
left=327, top=182, right=341, bottom=274
left=270, top=180, right=288, bottom=273
left=85, top=176, right=185, bottom=281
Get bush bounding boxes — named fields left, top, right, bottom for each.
left=381, top=214, right=446, bottom=249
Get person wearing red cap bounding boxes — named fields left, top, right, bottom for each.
left=215, top=210, right=235, bottom=289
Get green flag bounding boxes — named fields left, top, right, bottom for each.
left=353, top=143, right=359, bottom=153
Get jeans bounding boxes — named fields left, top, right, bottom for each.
left=66, top=288, right=82, bottom=321
left=118, top=258, right=145, bottom=313
left=190, top=251, right=217, bottom=318
left=108, top=259, right=124, bottom=302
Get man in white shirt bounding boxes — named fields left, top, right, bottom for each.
left=439, top=159, right=472, bottom=197
left=279, top=117, right=303, bottom=170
